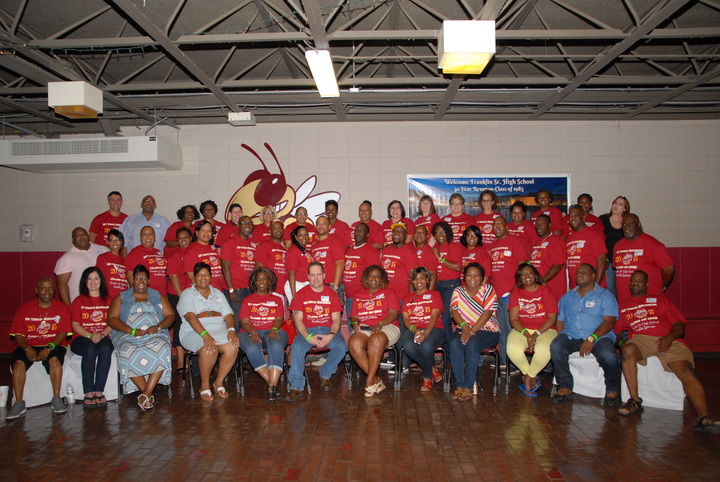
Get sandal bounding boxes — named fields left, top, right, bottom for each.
left=200, top=389, right=214, bottom=402
left=618, top=398, right=643, bottom=416
left=451, top=388, right=463, bottom=400
left=693, top=415, right=720, bottom=434
left=137, top=394, right=152, bottom=411
left=432, top=367, right=443, bottom=383
left=530, top=380, right=542, bottom=393
left=519, top=384, right=538, bottom=397
left=213, top=385, right=229, bottom=399
left=458, top=390, right=473, bottom=402
left=95, top=394, right=108, bottom=407
left=364, top=383, right=379, bottom=398
left=267, top=386, right=278, bottom=403
left=83, top=397, right=96, bottom=409
left=375, top=379, right=386, bottom=394
left=420, top=379, right=433, bottom=392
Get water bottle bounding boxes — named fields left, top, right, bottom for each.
left=66, top=383, right=75, bottom=404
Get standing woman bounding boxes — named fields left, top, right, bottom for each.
left=184, top=220, right=224, bottom=289
left=531, top=189, right=564, bottom=237
left=507, top=201, right=538, bottom=250
left=96, top=228, right=129, bottom=299
left=164, top=205, right=200, bottom=256
left=197, top=200, right=225, bottom=243
left=401, top=267, right=445, bottom=391
left=474, top=189, right=502, bottom=245
left=382, top=200, right=415, bottom=246
left=431, top=221, right=463, bottom=342
left=166, top=227, right=192, bottom=373
left=448, top=263, right=500, bottom=401
left=599, top=196, right=630, bottom=295
left=252, top=205, right=277, bottom=243
left=239, top=267, right=288, bottom=402
left=507, top=264, right=558, bottom=396
left=348, top=266, right=400, bottom=397
left=107, top=264, right=174, bottom=410
left=459, top=225, right=491, bottom=285
left=178, top=262, right=239, bottom=402
left=441, top=193, right=476, bottom=243
left=70, top=267, right=114, bottom=408
left=414, top=195, right=442, bottom=232
left=215, top=203, right=243, bottom=249
left=285, top=226, right=313, bottom=300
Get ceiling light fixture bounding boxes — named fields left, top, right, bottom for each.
left=438, top=20, right=496, bottom=75
left=305, top=49, right=340, bottom=98
left=48, top=81, right=103, bottom=119
left=228, top=111, right=256, bottom=126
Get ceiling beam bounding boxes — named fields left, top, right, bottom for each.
left=0, top=96, right=75, bottom=127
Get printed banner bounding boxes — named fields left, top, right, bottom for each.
left=407, top=175, right=570, bottom=220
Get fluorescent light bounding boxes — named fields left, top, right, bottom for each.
left=228, top=112, right=256, bottom=126
left=438, top=20, right=496, bottom=75
left=305, top=49, right=340, bottom=98
left=48, top=81, right=103, bottom=119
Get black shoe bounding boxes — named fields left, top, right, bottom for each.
left=551, top=391, right=574, bottom=404
left=284, top=389, right=304, bottom=402
left=267, top=386, right=278, bottom=403
left=604, top=394, right=620, bottom=407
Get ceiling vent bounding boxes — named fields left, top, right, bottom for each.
left=0, top=136, right=182, bottom=173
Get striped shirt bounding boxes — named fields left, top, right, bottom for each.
left=450, top=284, right=499, bottom=332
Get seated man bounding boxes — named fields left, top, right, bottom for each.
left=285, top=262, right=347, bottom=401
left=617, top=270, right=720, bottom=433
left=6, top=278, right=73, bottom=420
left=550, top=263, right=620, bottom=406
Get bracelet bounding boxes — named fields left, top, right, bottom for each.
left=459, top=321, right=467, bottom=328
left=200, top=330, right=208, bottom=337
left=520, top=328, right=528, bottom=335
left=131, top=328, right=136, bottom=336
left=47, top=342, right=56, bottom=350
left=536, top=331, right=542, bottom=336
left=350, top=321, right=358, bottom=325
left=271, top=326, right=280, bottom=332
left=439, top=257, right=446, bottom=264
left=329, top=332, right=337, bottom=336
left=618, top=339, right=625, bottom=347
left=227, top=327, right=236, bottom=332
left=87, top=333, right=92, bottom=338
left=589, top=333, right=598, bottom=341
left=306, top=333, right=314, bottom=342
left=410, top=324, right=417, bottom=332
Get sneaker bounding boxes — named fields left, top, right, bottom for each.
left=387, top=367, right=409, bottom=375
left=311, top=357, right=327, bottom=367
left=50, top=397, right=67, bottom=414
left=379, top=361, right=395, bottom=369
left=6, top=401, right=26, bottom=421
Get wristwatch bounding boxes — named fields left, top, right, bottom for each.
left=228, top=288, right=235, bottom=293
left=586, top=335, right=596, bottom=343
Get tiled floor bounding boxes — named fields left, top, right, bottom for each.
left=1, top=355, right=719, bottom=481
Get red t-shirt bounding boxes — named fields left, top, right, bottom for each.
left=285, top=245, right=313, bottom=283
left=561, top=213, right=604, bottom=239
left=215, top=222, right=238, bottom=248
left=125, top=246, right=168, bottom=296
left=11, top=300, right=72, bottom=346
left=255, top=240, right=287, bottom=291
left=531, top=206, right=564, bottom=235
left=613, top=233, right=674, bottom=302
left=289, top=285, right=342, bottom=328
left=414, top=213, right=442, bottom=230
left=239, top=292, right=284, bottom=331
left=507, top=220, right=539, bottom=252
left=250, top=223, right=271, bottom=243
left=343, top=243, right=381, bottom=299
left=487, top=235, right=528, bottom=296
left=219, top=236, right=256, bottom=290
left=351, top=219, right=384, bottom=248
left=183, top=242, right=224, bottom=290
left=381, top=218, right=416, bottom=247
left=70, top=295, right=110, bottom=333
left=435, top=242, right=463, bottom=282
left=328, top=219, right=352, bottom=248
left=310, top=236, right=345, bottom=282
left=89, top=210, right=128, bottom=247
left=96, top=251, right=128, bottom=299
left=402, top=289, right=444, bottom=329
left=460, top=246, right=492, bottom=282
left=618, top=294, right=687, bottom=345
left=441, top=213, right=476, bottom=243
left=566, top=228, right=607, bottom=289
left=415, top=244, right=438, bottom=274
left=380, top=243, right=419, bottom=298
left=529, top=234, right=567, bottom=302
left=166, top=248, right=189, bottom=296
left=351, top=288, right=400, bottom=327
left=508, top=285, right=558, bottom=330
left=283, top=222, right=317, bottom=247
left=474, top=212, right=502, bottom=245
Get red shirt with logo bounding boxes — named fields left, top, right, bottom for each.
left=220, top=236, right=256, bottom=290
left=11, top=300, right=72, bottom=346
left=255, top=240, right=287, bottom=291
left=474, top=212, right=502, bottom=245
left=380, top=243, right=419, bottom=298
left=613, top=233, right=674, bottom=302
left=566, top=227, right=606, bottom=289
left=529, top=234, right=567, bottom=301
left=487, top=235, right=528, bottom=296
left=343, top=243, right=381, bottom=299
left=285, top=245, right=313, bottom=283
left=618, top=294, right=687, bottom=345
left=508, top=285, right=558, bottom=330
left=125, top=245, right=168, bottom=296
left=70, top=295, right=110, bottom=333
left=239, top=293, right=284, bottom=331
left=442, top=213, right=476, bottom=243
left=402, top=289, right=444, bottom=329
left=351, top=219, right=384, bottom=248
left=89, top=210, right=128, bottom=247
left=289, top=285, right=342, bottom=328
left=351, top=287, right=400, bottom=327
left=96, top=251, right=128, bottom=299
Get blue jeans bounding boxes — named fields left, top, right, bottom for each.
left=70, top=336, right=114, bottom=394
left=436, top=278, right=461, bottom=342
left=448, top=330, right=499, bottom=390
left=224, top=288, right=251, bottom=331
left=345, top=297, right=354, bottom=330
left=402, top=328, right=445, bottom=379
left=288, top=326, right=348, bottom=390
left=605, top=264, right=616, bottom=296
left=495, top=296, right=510, bottom=365
left=550, top=333, right=620, bottom=392
left=239, top=329, right=288, bottom=371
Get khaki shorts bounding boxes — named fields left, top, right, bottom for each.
left=626, top=334, right=694, bottom=372
left=354, top=324, right=401, bottom=346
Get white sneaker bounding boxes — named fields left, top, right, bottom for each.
left=311, top=357, right=327, bottom=367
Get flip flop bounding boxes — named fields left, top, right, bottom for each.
left=530, top=380, right=542, bottom=393
left=200, top=389, right=214, bottom=402
left=519, top=384, right=538, bottom=397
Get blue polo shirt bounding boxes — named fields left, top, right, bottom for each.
left=558, top=284, right=617, bottom=342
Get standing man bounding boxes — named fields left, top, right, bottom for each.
left=283, top=207, right=317, bottom=249
left=487, top=217, right=528, bottom=368
left=119, top=195, right=171, bottom=251
left=565, top=204, right=606, bottom=289
left=351, top=201, right=384, bottom=250
left=325, top=200, right=351, bottom=247
left=221, top=216, right=257, bottom=322
left=254, top=220, right=287, bottom=294
left=381, top=223, right=419, bottom=301
left=529, top=214, right=567, bottom=301
left=124, top=226, right=168, bottom=296
left=310, top=216, right=345, bottom=293
left=613, top=213, right=675, bottom=302
left=616, top=270, right=720, bottom=432
left=89, top=191, right=127, bottom=246
left=343, top=223, right=380, bottom=317
left=6, top=278, right=73, bottom=420
left=285, top=263, right=347, bottom=400
left=550, top=263, right=619, bottom=406
left=54, top=227, right=108, bottom=305
left=413, top=225, right=438, bottom=288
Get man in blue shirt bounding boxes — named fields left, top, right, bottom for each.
left=550, top=263, right=620, bottom=406
left=119, top=195, right=171, bottom=251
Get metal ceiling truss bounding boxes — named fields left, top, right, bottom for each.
left=0, top=0, right=717, bottom=137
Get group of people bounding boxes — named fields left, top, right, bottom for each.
left=6, top=189, right=719, bottom=434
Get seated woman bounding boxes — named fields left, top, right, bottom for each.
left=348, top=265, right=400, bottom=397
left=70, top=267, right=114, bottom=408
left=401, top=266, right=445, bottom=391
left=239, top=267, right=288, bottom=402
left=178, top=262, right=239, bottom=402
left=507, top=263, right=558, bottom=396
left=448, top=262, right=500, bottom=402
left=107, top=264, right=174, bottom=410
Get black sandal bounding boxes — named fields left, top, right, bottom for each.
left=618, top=398, right=643, bottom=416
left=693, top=415, right=720, bottom=434
left=82, top=397, right=96, bottom=409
